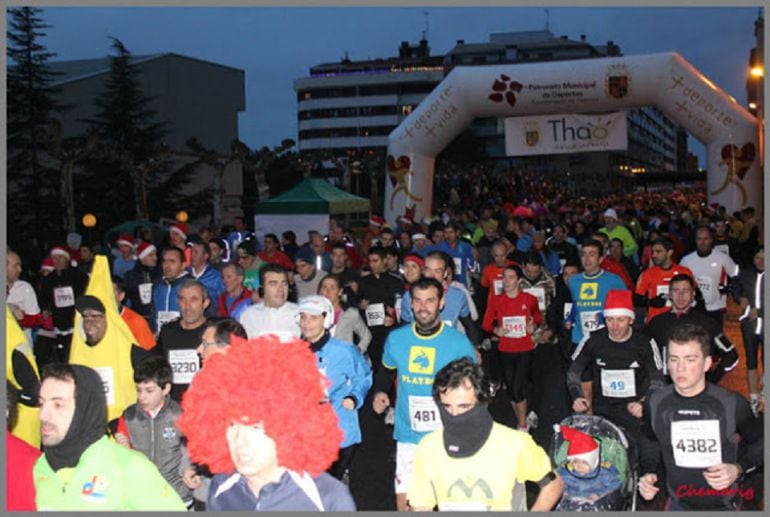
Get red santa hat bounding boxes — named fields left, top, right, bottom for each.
left=169, top=222, right=188, bottom=240
left=403, top=254, right=425, bottom=269
left=369, top=215, right=385, bottom=228
left=603, top=290, right=635, bottom=320
left=117, top=233, right=135, bottom=248
left=50, top=246, right=71, bottom=260
left=137, top=241, right=157, bottom=260
left=41, top=256, right=55, bottom=272
left=558, top=425, right=600, bottom=471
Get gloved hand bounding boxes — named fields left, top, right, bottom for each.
left=649, top=294, right=667, bottom=308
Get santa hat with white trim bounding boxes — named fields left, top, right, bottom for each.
left=116, top=233, right=135, bottom=248
left=169, top=222, right=188, bottom=240
left=50, top=246, right=71, bottom=260
left=557, top=425, right=600, bottom=471
left=136, top=241, right=157, bottom=260
left=603, top=290, right=635, bottom=320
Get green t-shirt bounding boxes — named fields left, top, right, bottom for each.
left=34, top=435, right=187, bottom=511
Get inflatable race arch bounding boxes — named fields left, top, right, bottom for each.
left=385, top=52, right=761, bottom=222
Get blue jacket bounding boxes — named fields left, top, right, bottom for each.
left=151, top=272, right=190, bottom=331
left=188, top=265, right=225, bottom=308
left=314, top=335, right=372, bottom=448
left=208, top=470, right=355, bottom=511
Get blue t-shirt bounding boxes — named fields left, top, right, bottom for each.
left=400, top=286, right=470, bottom=328
left=567, top=270, right=626, bottom=345
left=423, top=241, right=476, bottom=286
left=382, top=323, right=476, bottom=444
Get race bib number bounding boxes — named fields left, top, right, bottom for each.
left=600, top=369, right=636, bottom=398
left=579, top=310, right=602, bottom=334
left=502, top=316, right=527, bottom=338
left=54, top=287, right=75, bottom=308
left=453, top=258, right=463, bottom=275
left=138, top=283, right=153, bottom=305
left=656, top=284, right=672, bottom=307
left=408, top=395, right=442, bottom=432
left=671, top=419, right=722, bottom=468
left=93, top=367, right=115, bottom=406
left=365, top=303, right=385, bottom=327
left=523, top=287, right=546, bottom=313
left=493, top=279, right=503, bottom=296
left=169, top=349, right=200, bottom=384
left=157, top=310, right=179, bottom=329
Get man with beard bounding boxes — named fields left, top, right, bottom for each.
left=407, top=358, right=563, bottom=511
left=372, top=277, right=476, bottom=511
left=646, top=274, right=739, bottom=385
left=33, top=363, right=186, bottom=510
left=152, top=247, right=190, bottom=332
left=634, top=236, right=694, bottom=324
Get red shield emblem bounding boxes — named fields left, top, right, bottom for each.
left=607, top=75, right=628, bottom=99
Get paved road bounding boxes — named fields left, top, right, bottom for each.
left=347, top=299, right=764, bottom=510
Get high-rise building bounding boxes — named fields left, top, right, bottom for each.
left=295, top=30, right=685, bottom=193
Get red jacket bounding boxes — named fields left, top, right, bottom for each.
left=6, top=431, right=40, bottom=511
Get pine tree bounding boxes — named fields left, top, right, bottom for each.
left=86, top=37, right=169, bottom=222
left=7, top=6, right=65, bottom=249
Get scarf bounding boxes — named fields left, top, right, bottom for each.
left=43, top=365, right=107, bottom=471
left=439, top=402, right=494, bottom=458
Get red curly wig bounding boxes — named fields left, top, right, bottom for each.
left=177, top=335, right=342, bottom=476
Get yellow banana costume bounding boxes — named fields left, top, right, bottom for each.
left=68, top=256, right=137, bottom=422
left=6, top=306, right=41, bottom=448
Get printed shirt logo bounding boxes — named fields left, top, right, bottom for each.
left=81, top=475, right=108, bottom=501
left=408, top=346, right=436, bottom=375
left=162, top=426, right=177, bottom=441
left=447, top=477, right=494, bottom=499
left=579, top=283, right=599, bottom=300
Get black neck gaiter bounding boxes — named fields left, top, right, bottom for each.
left=43, top=365, right=108, bottom=471
left=308, top=330, right=331, bottom=352
left=439, top=402, right=494, bottom=458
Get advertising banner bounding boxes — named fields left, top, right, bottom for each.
left=504, top=111, right=628, bottom=156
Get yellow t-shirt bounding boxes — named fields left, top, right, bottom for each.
left=408, top=422, right=553, bottom=511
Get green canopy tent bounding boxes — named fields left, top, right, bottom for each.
left=253, top=179, right=370, bottom=242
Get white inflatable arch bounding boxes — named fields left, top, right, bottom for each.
left=385, top=52, right=761, bottom=222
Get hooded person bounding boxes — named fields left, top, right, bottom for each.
left=6, top=306, right=41, bottom=448
left=555, top=424, right=623, bottom=510
left=177, top=335, right=356, bottom=511
left=68, top=255, right=145, bottom=425
left=33, top=363, right=186, bottom=510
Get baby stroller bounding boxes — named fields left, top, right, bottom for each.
left=550, top=414, right=637, bottom=511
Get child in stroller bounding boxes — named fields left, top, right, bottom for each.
left=552, top=415, right=636, bottom=511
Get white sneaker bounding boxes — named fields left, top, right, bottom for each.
left=526, top=411, right=539, bottom=429
left=384, top=407, right=396, bottom=426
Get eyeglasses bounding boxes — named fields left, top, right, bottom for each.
left=199, top=340, right=226, bottom=349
